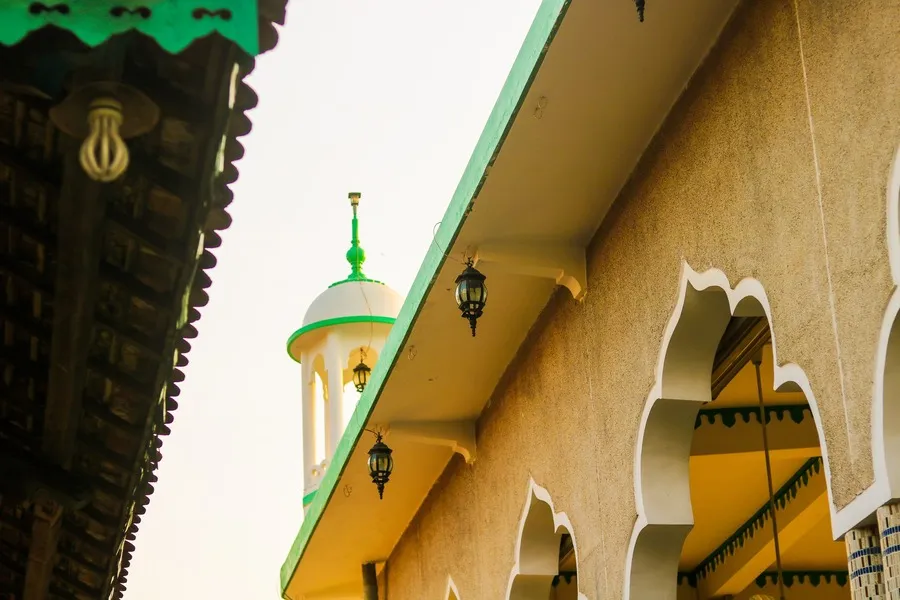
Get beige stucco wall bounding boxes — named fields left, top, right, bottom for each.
left=385, top=0, right=900, bottom=598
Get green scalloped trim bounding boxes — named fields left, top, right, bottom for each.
left=695, top=404, right=810, bottom=429
left=693, top=458, right=823, bottom=580
left=302, top=490, right=316, bottom=507
left=0, top=0, right=259, bottom=55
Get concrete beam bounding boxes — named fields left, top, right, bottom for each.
left=388, top=420, right=477, bottom=463
left=474, top=241, right=587, bottom=301
left=697, top=466, right=829, bottom=597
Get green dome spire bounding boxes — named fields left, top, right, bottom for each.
left=328, top=192, right=384, bottom=288
left=345, top=192, right=367, bottom=281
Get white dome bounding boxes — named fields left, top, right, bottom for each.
left=302, top=280, right=403, bottom=327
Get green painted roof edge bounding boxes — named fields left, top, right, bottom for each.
left=279, top=0, right=572, bottom=594
left=0, top=0, right=260, bottom=55
left=286, top=315, right=397, bottom=363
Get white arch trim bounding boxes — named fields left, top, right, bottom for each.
left=623, top=263, right=849, bottom=600
left=504, top=478, right=588, bottom=600
left=444, top=576, right=461, bottom=600
left=871, top=142, right=900, bottom=507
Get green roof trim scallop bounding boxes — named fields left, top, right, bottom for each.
left=0, top=0, right=259, bottom=55
left=278, top=0, right=573, bottom=594
left=286, top=315, right=397, bottom=363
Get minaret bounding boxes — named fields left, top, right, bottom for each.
left=286, top=193, right=403, bottom=511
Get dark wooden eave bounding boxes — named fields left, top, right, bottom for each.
left=0, top=3, right=288, bottom=597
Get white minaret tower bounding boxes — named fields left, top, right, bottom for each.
left=287, top=193, right=402, bottom=511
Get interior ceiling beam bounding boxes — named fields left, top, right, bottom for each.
left=0, top=440, right=90, bottom=511
left=41, top=148, right=105, bottom=468
left=558, top=534, right=575, bottom=569
left=696, top=464, right=829, bottom=597
left=711, top=317, right=770, bottom=400
left=23, top=502, right=62, bottom=600
left=0, top=140, right=61, bottom=189
left=36, top=46, right=125, bottom=600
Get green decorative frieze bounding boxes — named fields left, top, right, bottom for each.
left=695, top=404, right=810, bottom=429
left=0, top=0, right=259, bottom=55
left=693, top=458, right=823, bottom=580
left=754, top=571, right=848, bottom=588
left=679, top=570, right=848, bottom=589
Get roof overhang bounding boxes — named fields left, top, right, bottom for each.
left=280, top=0, right=740, bottom=596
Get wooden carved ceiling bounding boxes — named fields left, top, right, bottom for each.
left=0, top=2, right=286, bottom=597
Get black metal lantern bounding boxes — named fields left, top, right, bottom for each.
left=454, top=260, right=487, bottom=337
left=352, top=351, right=371, bottom=393
left=367, top=433, right=393, bottom=499
left=635, top=0, right=645, bottom=21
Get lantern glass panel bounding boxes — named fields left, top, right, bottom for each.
left=353, top=363, right=369, bottom=391
left=472, top=281, right=485, bottom=303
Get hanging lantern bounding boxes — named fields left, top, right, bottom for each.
left=352, top=349, right=371, bottom=393
left=454, top=260, right=487, bottom=337
left=634, top=0, right=645, bottom=21
left=367, top=433, right=393, bottom=500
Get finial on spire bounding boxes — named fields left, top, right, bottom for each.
left=345, top=192, right=367, bottom=280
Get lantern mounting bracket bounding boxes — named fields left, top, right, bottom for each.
left=473, top=241, right=587, bottom=301
left=386, top=420, right=477, bottom=464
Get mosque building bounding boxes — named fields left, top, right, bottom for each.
left=280, top=1, right=900, bottom=599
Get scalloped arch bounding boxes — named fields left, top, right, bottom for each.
left=872, top=143, right=900, bottom=504
left=505, top=478, right=588, bottom=600
left=622, top=263, right=836, bottom=600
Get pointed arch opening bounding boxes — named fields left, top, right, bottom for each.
left=506, top=480, right=587, bottom=600
left=624, top=265, right=846, bottom=600
left=445, top=576, right=461, bottom=600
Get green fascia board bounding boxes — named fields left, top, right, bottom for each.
left=278, top=0, right=572, bottom=594
left=0, top=0, right=259, bottom=55
left=286, top=315, right=398, bottom=363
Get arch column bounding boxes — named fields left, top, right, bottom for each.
left=325, top=350, right=345, bottom=457
left=300, top=357, right=317, bottom=493
left=877, top=502, right=900, bottom=598
left=846, top=526, right=885, bottom=600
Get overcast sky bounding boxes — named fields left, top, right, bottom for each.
left=125, top=0, right=541, bottom=597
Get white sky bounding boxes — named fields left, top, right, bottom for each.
left=125, top=0, right=541, bottom=598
